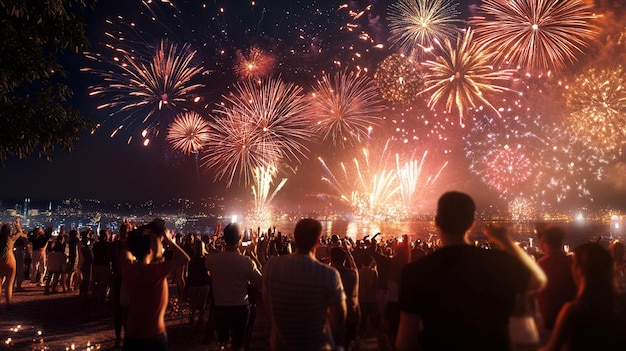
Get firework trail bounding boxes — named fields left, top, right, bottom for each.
left=470, top=0, right=598, bottom=72
left=319, top=148, right=399, bottom=218
left=396, top=151, right=448, bottom=212
left=420, top=28, right=515, bottom=127
left=84, top=40, right=205, bottom=143
left=387, top=0, right=463, bottom=56
left=250, top=165, right=288, bottom=227
left=319, top=139, right=448, bottom=217
left=309, top=69, right=384, bottom=148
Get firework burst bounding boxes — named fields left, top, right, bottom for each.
left=395, top=151, right=448, bottom=213
left=465, top=76, right=605, bottom=209
left=319, top=148, right=399, bottom=219
left=234, top=46, right=276, bottom=80
left=470, top=0, right=598, bottom=72
left=465, top=113, right=535, bottom=202
left=166, top=112, right=211, bottom=155
left=485, top=145, right=534, bottom=194
left=250, top=165, right=288, bottom=227
left=85, top=40, right=205, bottom=143
left=309, top=70, right=384, bottom=148
left=201, top=106, right=281, bottom=187
left=374, top=53, right=426, bottom=105
left=387, top=0, right=462, bottom=56
left=465, top=111, right=540, bottom=199
left=420, top=28, right=515, bottom=127
left=566, top=65, right=626, bottom=157
left=201, top=78, right=312, bottom=186
left=508, top=197, right=537, bottom=221
left=319, top=140, right=448, bottom=217
left=226, top=78, right=312, bottom=161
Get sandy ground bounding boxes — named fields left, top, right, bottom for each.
left=0, top=280, right=271, bottom=351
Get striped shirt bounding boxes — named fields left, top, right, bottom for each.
left=263, top=254, right=345, bottom=351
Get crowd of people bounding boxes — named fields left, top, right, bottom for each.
left=0, top=191, right=626, bottom=350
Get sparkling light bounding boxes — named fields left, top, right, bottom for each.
left=465, top=71, right=607, bottom=209
left=166, top=111, right=210, bottom=155
left=84, top=40, right=204, bottom=143
left=421, top=28, right=516, bottom=126
left=387, top=0, right=462, bottom=56
left=374, top=53, right=425, bottom=105
left=201, top=78, right=312, bottom=186
left=566, top=65, right=626, bottom=157
left=309, top=69, right=384, bottom=148
left=471, top=0, right=598, bottom=72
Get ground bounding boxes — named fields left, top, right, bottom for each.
left=0, top=280, right=270, bottom=351
left=0, top=281, right=379, bottom=351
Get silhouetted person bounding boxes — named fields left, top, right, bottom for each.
left=539, top=243, right=626, bottom=351
left=536, top=225, right=577, bottom=337
left=396, top=191, right=547, bottom=351
left=330, top=247, right=360, bottom=350
left=29, top=226, right=51, bottom=286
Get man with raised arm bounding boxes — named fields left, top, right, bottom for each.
left=122, top=219, right=190, bottom=351
left=396, top=191, right=547, bottom=351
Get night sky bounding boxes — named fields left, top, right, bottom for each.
left=1, top=0, right=625, bottom=214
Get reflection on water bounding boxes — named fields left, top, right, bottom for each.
left=274, top=219, right=623, bottom=249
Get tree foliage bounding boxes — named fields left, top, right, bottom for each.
left=0, top=0, right=97, bottom=164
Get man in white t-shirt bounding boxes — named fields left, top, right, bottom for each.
left=205, top=223, right=262, bottom=351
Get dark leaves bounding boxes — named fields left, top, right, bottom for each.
left=0, top=0, right=96, bottom=164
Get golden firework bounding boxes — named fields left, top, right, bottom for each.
left=374, top=54, right=425, bottom=105
left=566, top=65, right=626, bottom=156
left=421, top=28, right=515, bottom=127
left=167, top=111, right=210, bottom=155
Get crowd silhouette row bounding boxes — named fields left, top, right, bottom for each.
left=1, top=191, right=626, bottom=350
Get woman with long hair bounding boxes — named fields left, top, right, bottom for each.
left=540, top=242, right=626, bottom=351
left=0, top=217, right=27, bottom=308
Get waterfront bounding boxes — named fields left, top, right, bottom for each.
left=271, top=218, right=624, bottom=250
